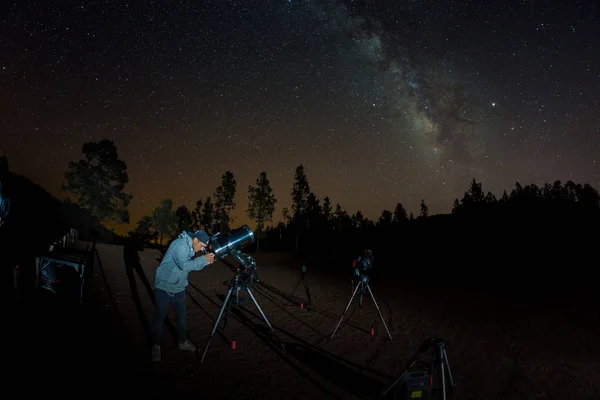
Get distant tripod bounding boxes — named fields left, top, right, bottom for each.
left=380, top=337, right=456, bottom=400
left=331, top=274, right=392, bottom=340
left=200, top=251, right=286, bottom=362
left=291, top=265, right=311, bottom=307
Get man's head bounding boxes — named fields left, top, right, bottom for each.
left=187, top=230, right=210, bottom=253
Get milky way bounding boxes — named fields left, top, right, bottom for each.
left=2, top=0, right=598, bottom=231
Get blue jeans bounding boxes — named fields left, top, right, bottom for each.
left=150, top=288, right=188, bottom=345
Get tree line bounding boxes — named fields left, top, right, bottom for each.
left=43, top=139, right=600, bottom=256
left=57, top=139, right=278, bottom=250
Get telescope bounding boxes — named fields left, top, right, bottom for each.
left=354, top=248, right=374, bottom=277
left=200, top=224, right=286, bottom=363
left=208, top=225, right=255, bottom=260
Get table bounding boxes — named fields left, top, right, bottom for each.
left=37, top=247, right=91, bottom=305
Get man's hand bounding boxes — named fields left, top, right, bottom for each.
left=202, top=252, right=216, bottom=264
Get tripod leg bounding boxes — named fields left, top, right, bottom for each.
left=357, top=282, right=363, bottom=325
left=442, top=348, right=456, bottom=389
left=378, top=371, right=407, bottom=399
left=292, top=277, right=302, bottom=297
left=365, top=283, right=393, bottom=340
left=245, top=288, right=286, bottom=351
left=380, top=357, right=421, bottom=400
left=200, top=286, right=234, bottom=363
left=304, top=279, right=312, bottom=307
left=331, top=282, right=362, bottom=338
left=440, top=359, right=446, bottom=400
left=359, top=282, right=364, bottom=309
left=223, top=291, right=235, bottom=330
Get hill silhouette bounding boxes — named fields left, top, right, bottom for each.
left=1, top=164, right=114, bottom=301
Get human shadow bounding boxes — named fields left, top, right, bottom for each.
left=123, top=236, right=155, bottom=302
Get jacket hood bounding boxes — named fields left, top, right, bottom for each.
left=178, top=231, right=193, bottom=246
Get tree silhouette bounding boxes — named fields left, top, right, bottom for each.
left=378, top=209, right=393, bottom=226
left=291, top=164, right=310, bottom=252
left=420, top=199, right=429, bottom=218
left=132, top=215, right=157, bottom=245
left=191, top=199, right=203, bottom=230
left=213, top=171, right=237, bottom=233
left=247, top=171, right=277, bottom=252
left=333, top=203, right=351, bottom=231
left=175, top=205, right=193, bottom=232
left=351, top=210, right=365, bottom=228
left=451, top=198, right=461, bottom=214
left=575, top=183, right=600, bottom=208
left=322, top=196, right=332, bottom=222
left=200, top=196, right=214, bottom=233
left=62, top=139, right=133, bottom=226
left=485, top=192, right=497, bottom=203
left=305, top=192, right=322, bottom=229
left=151, top=198, right=178, bottom=245
left=392, top=202, right=408, bottom=223
left=282, top=207, right=291, bottom=225
left=509, top=181, right=524, bottom=200
left=453, top=178, right=495, bottom=213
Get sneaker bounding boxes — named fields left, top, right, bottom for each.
left=178, top=340, right=197, bottom=352
left=151, top=345, right=161, bottom=362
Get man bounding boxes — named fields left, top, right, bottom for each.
left=150, top=230, right=216, bottom=362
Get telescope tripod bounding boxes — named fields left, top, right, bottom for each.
left=380, top=337, right=455, bottom=400
left=291, top=265, right=311, bottom=307
left=200, top=255, right=285, bottom=363
left=331, top=275, right=392, bottom=340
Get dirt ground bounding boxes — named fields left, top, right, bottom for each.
left=13, top=241, right=600, bottom=400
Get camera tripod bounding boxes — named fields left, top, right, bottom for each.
left=291, top=265, right=311, bottom=307
left=200, top=251, right=285, bottom=362
left=331, top=274, right=392, bottom=340
left=379, top=337, right=455, bottom=400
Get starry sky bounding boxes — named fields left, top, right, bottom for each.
left=2, top=0, right=599, bottom=232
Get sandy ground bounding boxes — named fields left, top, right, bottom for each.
left=14, top=241, right=600, bottom=400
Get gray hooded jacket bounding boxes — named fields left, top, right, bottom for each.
left=154, top=231, right=209, bottom=294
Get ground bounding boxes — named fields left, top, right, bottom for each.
left=12, top=241, right=600, bottom=399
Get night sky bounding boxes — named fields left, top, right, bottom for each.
left=2, top=1, right=599, bottom=232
